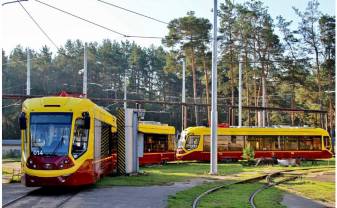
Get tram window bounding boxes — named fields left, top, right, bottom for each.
left=284, top=136, right=298, bottom=150
left=323, top=136, right=330, bottom=150
left=72, top=119, right=89, bottom=159
left=299, top=136, right=313, bottom=150
left=312, top=137, right=321, bottom=150
left=273, top=136, right=284, bottom=150
left=247, top=136, right=260, bottom=150
left=144, top=134, right=168, bottom=152
left=229, top=136, right=244, bottom=151
left=185, top=135, right=200, bottom=150
left=168, top=135, right=175, bottom=151
left=218, top=136, right=229, bottom=151
left=203, top=135, right=210, bottom=152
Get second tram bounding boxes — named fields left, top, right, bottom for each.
left=176, top=126, right=332, bottom=161
left=138, top=121, right=176, bottom=165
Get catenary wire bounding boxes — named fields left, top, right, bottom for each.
left=18, top=1, right=60, bottom=50
left=34, top=0, right=164, bottom=39
left=96, top=0, right=169, bottom=25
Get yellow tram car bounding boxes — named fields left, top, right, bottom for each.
left=176, top=126, right=333, bottom=161
left=138, top=121, right=176, bottom=165
left=20, top=96, right=117, bottom=186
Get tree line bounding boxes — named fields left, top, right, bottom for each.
left=3, top=0, right=335, bottom=139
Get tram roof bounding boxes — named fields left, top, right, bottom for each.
left=184, top=126, right=329, bottom=136
left=22, top=96, right=116, bottom=130
left=138, top=121, right=175, bottom=135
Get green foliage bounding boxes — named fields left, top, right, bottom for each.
left=242, top=146, right=255, bottom=161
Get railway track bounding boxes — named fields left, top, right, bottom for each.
left=2, top=187, right=82, bottom=208
left=192, top=166, right=334, bottom=208
left=249, top=167, right=334, bottom=208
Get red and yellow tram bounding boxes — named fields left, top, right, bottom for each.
left=138, top=121, right=176, bottom=165
left=176, top=126, right=333, bottom=161
left=20, top=96, right=117, bottom=186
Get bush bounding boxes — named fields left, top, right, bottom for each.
left=242, top=146, right=255, bottom=162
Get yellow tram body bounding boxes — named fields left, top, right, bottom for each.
left=177, top=126, right=333, bottom=161
left=20, top=96, right=117, bottom=186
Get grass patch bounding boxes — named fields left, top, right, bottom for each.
left=97, top=163, right=244, bottom=186
left=168, top=181, right=229, bottom=208
left=96, top=160, right=335, bottom=187
left=278, top=179, right=335, bottom=203
left=169, top=182, right=285, bottom=208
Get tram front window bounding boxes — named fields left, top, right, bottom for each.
left=30, top=113, right=72, bottom=156
left=185, top=135, right=200, bottom=150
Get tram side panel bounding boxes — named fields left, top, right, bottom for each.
left=139, top=134, right=176, bottom=165
left=177, top=133, right=333, bottom=161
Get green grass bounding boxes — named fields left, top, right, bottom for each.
left=168, top=182, right=286, bottom=208
left=278, top=179, right=335, bottom=203
left=96, top=159, right=335, bottom=187
left=97, top=163, right=244, bottom=186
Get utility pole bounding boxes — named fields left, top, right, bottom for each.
left=182, top=58, right=186, bottom=131
left=210, top=0, right=218, bottom=175
left=124, top=73, right=127, bottom=109
left=262, top=75, right=266, bottom=127
left=238, top=53, right=243, bottom=127
left=26, top=49, right=31, bottom=96
left=83, top=43, right=88, bottom=97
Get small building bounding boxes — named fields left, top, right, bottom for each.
left=2, top=139, right=21, bottom=158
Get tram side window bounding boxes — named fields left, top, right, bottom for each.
left=323, top=136, right=331, bottom=150
left=247, top=136, right=260, bottom=150
left=273, top=136, right=284, bottom=150
left=218, top=136, right=229, bottom=151
left=185, top=135, right=200, bottom=150
left=144, top=134, right=168, bottom=152
left=72, top=119, right=89, bottom=159
left=229, top=136, right=244, bottom=151
left=203, top=135, right=210, bottom=152
left=284, top=136, right=298, bottom=150
left=167, top=135, right=175, bottom=151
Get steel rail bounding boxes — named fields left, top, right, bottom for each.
left=2, top=188, right=40, bottom=208
left=192, top=174, right=269, bottom=208
left=192, top=166, right=334, bottom=208
left=249, top=167, right=334, bottom=208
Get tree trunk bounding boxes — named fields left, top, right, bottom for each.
left=191, top=52, right=199, bottom=126
left=202, top=56, right=210, bottom=125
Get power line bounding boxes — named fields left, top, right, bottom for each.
left=1, top=0, right=27, bottom=6
left=18, top=0, right=59, bottom=50
left=34, top=0, right=125, bottom=37
left=97, top=0, right=169, bottom=25
left=34, top=0, right=164, bottom=39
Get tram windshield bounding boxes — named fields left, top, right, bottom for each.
left=30, top=113, right=72, bottom=156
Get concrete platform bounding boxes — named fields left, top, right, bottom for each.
left=281, top=193, right=331, bottom=208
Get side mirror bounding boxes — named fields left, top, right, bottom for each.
left=19, top=112, right=27, bottom=130
left=82, top=112, right=90, bottom=129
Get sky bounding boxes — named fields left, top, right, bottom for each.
left=0, top=0, right=336, bottom=54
